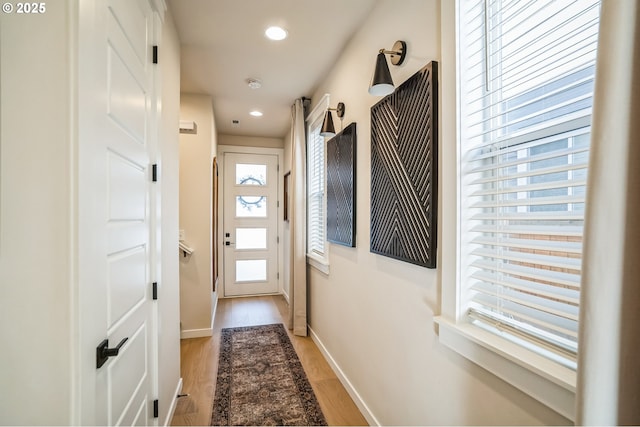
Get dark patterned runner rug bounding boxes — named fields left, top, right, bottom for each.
left=211, top=323, right=327, bottom=426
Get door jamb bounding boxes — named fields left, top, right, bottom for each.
left=217, top=145, right=284, bottom=298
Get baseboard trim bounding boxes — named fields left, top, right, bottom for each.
left=163, top=378, right=183, bottom=426
left=211, top=291, right=218, bottom=330
left=308, top=326, right=380, bottom=426
left=180, top=328, right=212, bottom=339
left=180, top=293, right=218, bottom=339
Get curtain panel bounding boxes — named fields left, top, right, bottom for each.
left=288, top=99, right=308, bottom=336
left=577, top=1, right=640, bottom=424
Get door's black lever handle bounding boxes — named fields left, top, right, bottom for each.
left=96, top=337, right=129, bottom=369
left=104, top=337, right=128, bottom=356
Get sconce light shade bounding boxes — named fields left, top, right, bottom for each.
left=320, top=109, right=336, bottom=137
left=369, top=40, right=407, bottom=96
left=369, top=52, right=395, bottom=96
left=320, top=102, right=346, bottom=138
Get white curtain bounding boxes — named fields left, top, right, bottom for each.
left=288, top=99, right=308, bottom=336
left=576, top=1, right=640, bottom=424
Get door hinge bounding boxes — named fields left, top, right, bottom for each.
left=152, top=282, right=158, bottom=300
left=277, top=236, right=279, bottom=244
left=152, top=164, right=158, bottom=182
left=153, top=399, right=159, bottom=418
left=277, top=272, right=280, bottom=280
left=277, top=201, right=280, bottom=208
left=152, top=46, right=158, bottom=64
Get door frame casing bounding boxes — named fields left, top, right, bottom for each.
left=217, top=145, right=284, bottom=298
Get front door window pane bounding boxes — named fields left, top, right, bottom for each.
left=236, top=228, right=267, bottom=250
left=236, top=259, right=267, bottom=282
left=236, top=196, right=267, bottom=217
left=236, top=164, right=267, bottom=186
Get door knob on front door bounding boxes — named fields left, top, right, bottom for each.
left=96, top=337, right=128, bottom=369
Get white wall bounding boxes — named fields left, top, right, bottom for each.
left=158, top=7, right=182, bottom=425
left=308, top=0, right=571, bottom=425
left=218, top=134, right=284, bottom=149
left=0, top=4, right=74, bottom=424
left=179, top=94, right=216, bottom=337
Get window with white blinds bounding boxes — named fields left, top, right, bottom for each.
left=459, top=0, right=600, bottom=368
left=307, top=98, right=328, bottom=260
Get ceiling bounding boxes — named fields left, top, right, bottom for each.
left=168, top=0, right=378, bottom=139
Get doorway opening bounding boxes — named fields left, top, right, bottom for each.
left=218, top=146, right=283, bottom=299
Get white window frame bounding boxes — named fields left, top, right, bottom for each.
left=305, top=94, right=330, bottom=274
left=433, top=1, right=596, bottom=421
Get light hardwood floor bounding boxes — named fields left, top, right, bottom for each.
left=171, top=295, right=368, bottom=426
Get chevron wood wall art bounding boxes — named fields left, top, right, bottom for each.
left=370, top=61, right=438, bottom=268
left=326, top=122, right=357, bottom=247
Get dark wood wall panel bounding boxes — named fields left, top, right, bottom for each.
left=370, top=61, right=438, bottom=268
left=327, top=122, right=357, bottom=247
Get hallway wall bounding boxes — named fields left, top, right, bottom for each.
left=218, top=134, right=284, bottom=149
left=0, top=4, right=74, bottom=423
left=306, top=0, right=571, bottom=425
left=179, top=94, right=217, bottom=337
left=158, top=7, right=183, bottom=424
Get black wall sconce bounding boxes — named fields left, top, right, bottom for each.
left=369, top=40, right=407, bottom=96
left=320, top=102, right=346, bottom=137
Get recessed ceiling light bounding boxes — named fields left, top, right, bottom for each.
left=265, top=26, right=288, bottom=41
left=249, top=110, right=263, bottom=117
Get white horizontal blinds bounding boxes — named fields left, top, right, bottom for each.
left=307, top=115, right=325, bottom=256
left=459, top=0, right=600, bottom=367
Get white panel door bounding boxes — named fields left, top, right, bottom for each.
left=223, top=153, right=279, bottom=296
left=78, top=0, right=156, bottom=425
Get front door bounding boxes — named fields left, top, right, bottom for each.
left=78, top=0, right=157, bottom=424
left=223, top=152, right=279, bottom=296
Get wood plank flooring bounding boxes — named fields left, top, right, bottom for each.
left=171, top=295, right=368, bottom=426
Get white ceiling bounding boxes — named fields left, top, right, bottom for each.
left=168, top=0, right=377, bottom=138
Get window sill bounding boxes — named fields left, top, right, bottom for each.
left=306, top=254, right=329, bottom=275
left=434, top=316, right=576, bottom=421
